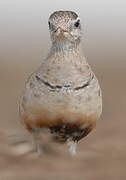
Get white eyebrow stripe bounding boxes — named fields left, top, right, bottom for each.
left=76, top=17, right=81, bottom=21
left=72, top=17, right=81, bottom=23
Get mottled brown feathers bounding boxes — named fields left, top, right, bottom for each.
left=49, top=11, right=78, bottom=22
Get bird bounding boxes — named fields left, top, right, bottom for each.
left=19, top=11, right=102, bottom=156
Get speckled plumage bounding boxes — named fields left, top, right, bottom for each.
left=49, top=11, right=78, bottom=22
left=19, top=11, right=102, bottom=155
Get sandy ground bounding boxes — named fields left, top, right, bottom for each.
left=0, top=60, right=125, bottom=180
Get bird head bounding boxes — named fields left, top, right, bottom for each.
left=48, top=11, right=82, bottom=46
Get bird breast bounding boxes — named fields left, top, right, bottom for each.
left=19, top=52, right=102, bottom=135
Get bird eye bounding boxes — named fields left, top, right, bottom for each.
left=74, top=20, right=80, bottom=28
left=48, top=21, right=55, bottom=31
left=48, top=21, right=51, bottom=28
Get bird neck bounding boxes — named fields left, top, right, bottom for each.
left=50, top=39, right=82, bottom=56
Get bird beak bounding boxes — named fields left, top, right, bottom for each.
left=55, top=27, right=72, bottom=40
left=55, top=27, right=68, bottom=38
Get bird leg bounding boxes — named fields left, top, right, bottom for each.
left=67, top=139, right=77, bottom=156
left=31, top=130, right=44, bottom=155
left=31, top=127, right=56, bottom=155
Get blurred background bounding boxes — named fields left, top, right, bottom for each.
left=0, top=0, right=126, bottom=179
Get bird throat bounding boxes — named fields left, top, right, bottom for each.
left=50, top=38, right=81, bottom=54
